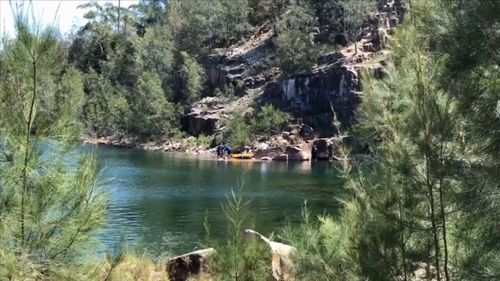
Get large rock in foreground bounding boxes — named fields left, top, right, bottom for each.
left=166, top=248, right=215, bottom=281
left=245, top=229, right=296, bottom=281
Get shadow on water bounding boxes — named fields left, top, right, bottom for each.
left=91, top=145, right=345, bottom=256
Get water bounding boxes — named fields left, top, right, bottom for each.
left=93, top=145, right=345, bottom=256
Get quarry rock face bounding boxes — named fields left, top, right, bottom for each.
left=263, top=65, right=361, bottom=128
left=182, top=0, right=406, bottom=136
left=180, top=97, right=225, bottom=136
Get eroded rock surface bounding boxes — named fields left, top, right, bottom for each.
left=245, top=229, right=296, bottom=281
left=166, top=248, right=215, bottom=281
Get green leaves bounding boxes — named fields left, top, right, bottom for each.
left=274, top=3, right=318, bottom=74
left=224, top=104, right=288, bottom=150
left=0, top=12, right=107, bottom=279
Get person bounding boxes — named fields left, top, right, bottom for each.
left=311, top=144, right=318, bottom=161
left=327, top=141, right=334, bottom=162
left=217, top=143, right=225, bottom=158
left=244, top=146, right=251, bottom=154
left=224, top=145, right=233, bottom=157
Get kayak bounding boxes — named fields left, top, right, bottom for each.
left=231, top=153, right=254, bottom=159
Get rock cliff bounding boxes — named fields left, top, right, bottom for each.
left=184, top=0, right=407, bottom=136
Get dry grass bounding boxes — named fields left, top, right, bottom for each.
left=99, top=254, right=170, bottom=281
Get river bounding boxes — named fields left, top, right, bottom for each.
left=93, top=145, right=345, bottom=256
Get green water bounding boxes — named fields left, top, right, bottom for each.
left=94, top=146, right=344, bottom=256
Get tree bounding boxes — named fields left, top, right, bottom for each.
left=129, top=72, right=180, bottom=138
left=225, top=112, right=253, bottom=151
left=0, top=13, right=106, bottom=279
left=274, top=3, right=318, bottom=74
left=133, top=0, right=167, bottom=28
left=284, top=1, right=500, bottom=281
left=218, top=0, right=251, bottom=43
left=174, top=51, right=205, bottom=104
left=167, top=0, right=224, bottom=54
left=138, top=27, right=175, bottom=99
left=82, top=69, right=129, bottom=136
left=206, top=187, right=270, bottom=281
left=340, top=0, right=377, bottom=53
left=253, top=104, right=288, bottom=137
left=437, top=1, right=500, bottom=279
left=249, top=0, right=291, bottom=24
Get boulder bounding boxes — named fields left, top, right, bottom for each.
left=271, top=146, right=309, bottom=162
left=254, top=147, right=284, bottom=160
left=285, top=146, right=309, bottom=161
left=166, top=248, right=215, bottom=281
left=299, top=124, right=315, bottom=140
left=312, top=138, right=332, bottom=160
left=272, top=154, right=288, bottom=162
left=245, top=229, right=296, bottom=281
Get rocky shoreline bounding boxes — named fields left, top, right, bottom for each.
left=82, top=134, right=370, bottom=163
left=82, top=135, right=216, bottom=156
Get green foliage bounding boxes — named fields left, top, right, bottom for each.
left=70, top=15, right=180, bottom=139
left=253, top=104, right=288, bottom=136
left=281, top=204, right=359, bottom=281
left=168, top=0, right=250, bottom=53
left=225, top=112, right=253, bottom=151
left=197, top=134, right=214, bottom=149
left=284, top=1, right=500, bottom=281
left=225, top=105, right=288, bottom=149
left=249, top=0, right=291, bottom=24
left=175, top=51, right=205, bottom=104
left=0, top=14, right=106, bottom=279
left=207, top=186, right=270, bottom=281
left=339, top=0, right=376, bottom=46
left=138, top=26, right=174, bottom=97
left=436, top=1, right=500, bottom=279
left=218, top=0, right=252, bottom=43
left=274, top=4, right=318, bottom=74
left=214, top=84, right=237, bottom=101
left=82, top=69, right=129, bottom=136
left=129, top=72, right=180, bottom=138
left=167, top=0, right=218, bottom=54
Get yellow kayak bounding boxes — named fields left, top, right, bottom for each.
left=231, top=153, right=254, bottom=159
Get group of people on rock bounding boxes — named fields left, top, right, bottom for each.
left=216, top=143, right=232, bottom=158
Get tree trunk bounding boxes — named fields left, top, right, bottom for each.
left=21, top=56, right=38, bottom=244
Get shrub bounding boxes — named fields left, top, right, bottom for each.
left=273, top=4, right=318, bottom=74
left=206, top=186, right=271, bottom=281
left=225, top=105, right=288, bottom=150
left=253, top=104, right=288, bottom=137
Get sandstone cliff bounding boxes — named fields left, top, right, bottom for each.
left=182, top=0, right=407, bottom=137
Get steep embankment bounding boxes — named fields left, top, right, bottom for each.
left=183, top=0, right=406, bottom=137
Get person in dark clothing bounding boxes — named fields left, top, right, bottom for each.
left=327, top=142, right=334, bottom=161
left=311, top=144, right=318, bottom=161
left=224, top=145, right=233, bottom=157
left=217, top=143, right=225, bottom=158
